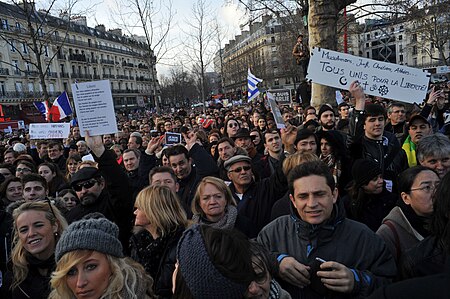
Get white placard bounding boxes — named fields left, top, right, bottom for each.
left=29, top=123, right=70, bottom=139
left=267, top=92, right=286, bottom=129
left=71, top=80, right=118, bottom=137
left=306, top=47, right=431, bottom=103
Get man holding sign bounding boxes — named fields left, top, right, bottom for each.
left=347, top=81, right=408, bottom=192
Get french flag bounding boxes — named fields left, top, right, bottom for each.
left=51, top=91, right=73, bottom=122
left=33, top=100, right=51, bottom=121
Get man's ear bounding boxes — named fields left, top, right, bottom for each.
left=289, top=194, right=296, bottom=208
left=332, top=188, right=338, bottom=204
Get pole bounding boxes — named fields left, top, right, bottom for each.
left=343, top=7, right=348, bottom=53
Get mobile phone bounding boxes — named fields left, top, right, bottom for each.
left=315, top=257, right=327, bottom=264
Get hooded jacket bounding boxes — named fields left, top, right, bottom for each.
left=257, top=202, right=396, bottom=299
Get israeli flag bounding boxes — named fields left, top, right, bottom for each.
left=248, top=68, right=262, bottom=101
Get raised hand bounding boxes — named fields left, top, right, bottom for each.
left=84, top=130, right=105, bottom=157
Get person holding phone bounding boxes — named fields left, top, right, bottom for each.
left=257, top=161, right=396, bottom=299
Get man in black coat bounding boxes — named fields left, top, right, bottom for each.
left=65, top=132, right=134, bottom=253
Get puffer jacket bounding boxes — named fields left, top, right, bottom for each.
left=257, top=202, right=397, bottom=299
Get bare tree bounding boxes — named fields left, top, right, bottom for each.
left=110, top=0, right=176, bottom=112
left=0, top=0, right=81, bottom=103
left=160, top=66, right=197, bottom=109
left=182, top=0, right=217, bottom=111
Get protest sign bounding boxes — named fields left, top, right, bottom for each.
left=71, top=80, right=118, bottom=137
left=306, top=47, right=431, bottom=103
left=29, top=123, right=70, bottom=139
left=267, top=92, right=286, bottom=129
left=269, top=89, right=291, bottom=105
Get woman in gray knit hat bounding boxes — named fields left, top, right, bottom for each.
left=49, top=215, right=156, bottom=299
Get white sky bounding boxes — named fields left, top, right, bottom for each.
left=44, top=0, right=373, bottom=78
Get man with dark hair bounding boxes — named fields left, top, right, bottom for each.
left=3, top=149, right=18, bottom=165
left=402, top=115, right=432, bottom=167
left=21, top=173, right=48, bottom=201
left=294, top=129, right=318, bottom=154
left=348, top=81, right=407, bottom=191
left=127, top=135, right=143, bottom=150
left=65, top=133, right=134, bottom=253
left=257, top=161, right=396, bottom=299
left=46, top=141, right=67, bottom=172
left=263, top=130, right=284, bottom=175
left=102, top=134, right=114, bottom=149
left=317, top=104, right=336, bottom=131
left=149, top=166, right=179, bottom=193
left=166, top=132, right=218, bottom=216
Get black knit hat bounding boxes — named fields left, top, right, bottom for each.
left=352, top=159, right=382, bottom=189
left=176, top=225, right=248, bottom=298
left=318, top=104, right=335, bottom=119
left=55, top=217, right=124, bottom=262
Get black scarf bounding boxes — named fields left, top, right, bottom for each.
left=26, top=253, right=55, bottom=272
left=398, top=200, right=431, bottom=238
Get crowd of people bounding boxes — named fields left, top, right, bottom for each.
left=0, top=78, right=449, bottom=298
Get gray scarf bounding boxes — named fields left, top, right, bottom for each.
left=192, top=205, right=238, bottom=230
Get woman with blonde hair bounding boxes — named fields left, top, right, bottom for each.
left=192, top=176, right=257, bottom=237
left=1, top=201, right=67, bottom=298
left=130, top=185, right=188, bottom=298
left=271, top=152, right=320, bottom=220
left=49, top=216, right=155, bottom=299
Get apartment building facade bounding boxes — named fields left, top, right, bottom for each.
left=0, top=1, right=159, bottom=121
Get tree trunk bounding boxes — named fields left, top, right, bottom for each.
left=308, top=0, right=356, bottom=109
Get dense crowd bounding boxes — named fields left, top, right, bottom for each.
left=0, top=79, right=449, bottom=299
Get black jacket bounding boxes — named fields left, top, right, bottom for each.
left=177, top=144, right=219, bottom=217
left=229, top=156, right=287, bottom=233
left=130, top=227, right=184, bottom=298
left=348, top=110, right=408, bottom=187
left=65, top=150, right=134, bottom=253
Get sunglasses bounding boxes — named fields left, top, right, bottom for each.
left=16, top=167, right=32, bottom=173
left=228, top=165, right=251, bottom=173
left=73, top=179, right=98, bottom=192
left=228, top=123, right=239, bottom=128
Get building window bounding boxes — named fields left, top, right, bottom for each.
left=366, top=42, right=369, bottom=47
left=412, top=46, right=418, bottom=55
left=398, top=35, right=402, bottom=40
left=399, top=54, right=403, bottom=62
left=274, top=78, right=279, bottom=86
left=10, top=40, right=15, bottom=52
left=22, top=43, right=28, bottom=54
left=412, top=33, right=417, bottom=42
left=399, top=44, right=403, bottom=52
left=28, top=82, right=34, bottom=92
left=15, top=22, right=20, bottom=30
left=44, top=46, right=48, bottom=57
left=0, top=82, right=5, bottom=96
left=271, top=36, right=275, bottom=43
left=366, top=33, right=370, bottom=40
left=413, top=58, right=417, bottom=66
left=366, top=52, right=370, bottom=58
left=1, top=19, right=8, bottom=30
left=285, top=77, right=291, bottom=84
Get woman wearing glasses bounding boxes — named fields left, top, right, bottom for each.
left=377, top=166, right=440, bottom=264
left=191, top=176, right=257, bottom=238
left=1, top=201, right=67, bottom=298
left=224, top=118, right=240, bottom=138
left=130, top=185, right=187, bottom=298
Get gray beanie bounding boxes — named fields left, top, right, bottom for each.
left=55, top=217, right=124, bottom=262
left=176, top=225, right=248, bottom=299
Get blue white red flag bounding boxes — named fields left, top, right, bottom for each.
left=33, top=100, right=50, bottom=121
left=51, top=91, right=72, bottom=121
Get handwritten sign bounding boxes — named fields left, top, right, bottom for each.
left=269, top=89, right=291, bottom=105
left=29, top=123, right=70, bottom=139
left=306, top=48, right=431, bottom=103
left=71, top=80, right=118, bottom=137
left=267, top=92, right=286, bottom=129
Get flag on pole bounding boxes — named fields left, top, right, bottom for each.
left=247, top=68, right=263, bottom=101
left=33, top=100, right=51, bottom=121
left=51, top=91, right=72, bottom=122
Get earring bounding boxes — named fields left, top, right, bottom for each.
left=54, top=232, right=59, bottom=238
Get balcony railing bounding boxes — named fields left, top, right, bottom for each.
left=101, top=59, right=115, bottom=65
left=60, top=72, right=70, bottom=78
left=93, top=74, right=101, bottom=79
left=103, top=74, right=115, bottom=79
left=47, top=72, right=58, bottom=78
left=117, top=75, right=129, bottom=80
left=69, top=54, right=87, bottom=62
left=122, top=62, right=134, bottom=67
left=0, top=68, right=9, bottom=76
left=71, top=73, right=92, bottom=79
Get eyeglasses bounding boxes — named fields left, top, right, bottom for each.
left=228, top=123, right=239, bottom=128
left=73, top=179, right=97, bottom=192
left=228, top=165, right=251, bottom=173
left=410, top=184, right=438, bottom=193
left=16, top=167, right=31, bottom=173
